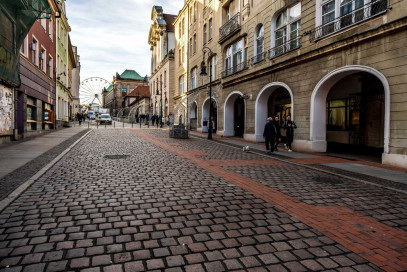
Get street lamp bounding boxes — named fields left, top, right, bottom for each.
left=200, top=46, right=213, bottom=139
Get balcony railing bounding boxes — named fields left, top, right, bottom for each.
left=219, top=12, right=241, bottom=43
left=252, top=52, right=266, bottom=64
left=309, top=0, right=387, bottom=41
left=222, top=60, right=248, bottom=78
left=269, top=36, right=301, bottom=59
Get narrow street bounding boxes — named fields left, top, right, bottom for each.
left=0, top=127, right=406, bottom=271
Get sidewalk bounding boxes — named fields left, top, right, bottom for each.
left=0, top=126, right=89, bottom=201
left=190, top=131, right=407, bottom=190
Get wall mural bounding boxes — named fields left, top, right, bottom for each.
left=0, top=86, right=14, bottom=135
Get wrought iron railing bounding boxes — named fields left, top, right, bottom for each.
left=219, top=12, right=241, bottom=42
left=309, top=0, right=387, bottom=41
left=269, top=36, right=301, bottom=59
left=222, top=60, right=248, bottom=78
left=252, top=52, right=266, bottom=64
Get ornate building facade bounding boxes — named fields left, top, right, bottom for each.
left=170, top=0, right=407, bottom=168
left=148, top=6, right=176, bottom=121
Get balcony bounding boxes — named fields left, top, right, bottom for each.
left=252, top=52, right=266, bottom=64
left=219, top=12, right=241, bottom=43
left=222, top=60, right=248, bottom=78
left=269, top=36, right=301, bottom=59
left=309, top=0, right=387, bottom=41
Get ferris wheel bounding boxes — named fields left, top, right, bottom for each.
left=79, top=77, right=110, bottom=105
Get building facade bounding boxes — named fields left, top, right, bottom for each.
left=56, top=0, right=71, bottom=127
left=148, top=6, right=176, bottom=121
left=17, top=0, right=59, bottom=138
left=103, top=70, right=148, bottom=116
left=170, top=0, right=407, bottom=168
left=0, top=0, right=52, bottom=143
left=68, top=36, right=81, bottom=120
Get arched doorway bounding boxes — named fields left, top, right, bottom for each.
left=311, top=66, right=390, bottom=159
left=202, top=98, right=218, bottom=133
left=190, top=102, right=198, bottom=130
left=224, top=91, right=245, bottom=137
left=255, top=83, right=294, bottom=142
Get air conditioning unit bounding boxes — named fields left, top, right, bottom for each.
left=47, top=60, right=52, bottom=67
left=40, top=53, right=44, bottom=60
left=30, top=43, right=36, bottom=50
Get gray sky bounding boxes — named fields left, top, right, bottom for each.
left=66, top=0, right=183, bottom=85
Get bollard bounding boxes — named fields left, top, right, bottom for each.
left=96, top=122, right=98, bottom=129
left=148, top=121, right=149, bottom=128
left=114, top=122, right=115, bottom=128
left=140, top=121, right=141, bottom=128
left=122, top=121, right=124, bottom=128
left=88, top=122, right=89, bottom=129
left=132, top=122, right=133, bottom=128
left=105, top=123, right=106, bottom=129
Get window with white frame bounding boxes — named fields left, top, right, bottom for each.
left=41, top=18, right=46, bottom=30
left=40, top=46, right=46, bottom=72
left=179, top=75, right=184, bottom=94
left=272, top=2, right=301, bottom=57
left=316, top=0, right=387, bottom=38
left=203, top=24, right=207, bottom=44
left=189, top=38, right=193, bottom=56
left=48, top=55, right=53, bottom=78
left=209, top=18, right=213, bottom=40
left=209, top=55, right=216, bottom=81
left=224, top=37, right=248, bottom=77
left=31, top=37, right=38, bottom=65
left=193, top=34, right=196, bottom=53
left=191, top=67, right=197, bottom=90
left=253, top=24, right=264, bottom=63
left=49, top=17, right=53, bottom=40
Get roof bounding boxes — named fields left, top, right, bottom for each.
left=104, top=84, right=113, bottom=93
left=163, top=14, right=176, bottom=32
left=119, top=70, right=144, bottom=80
left=126, top=86, right=150, bottom=98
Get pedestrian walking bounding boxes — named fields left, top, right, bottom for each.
left=273, top=116, right=281, bottom=151
left=209, top=117, right=215, bottom=134
left=283, top=115, right=296, bottom=152
left=263, top=117, right=275, bottom=154
left=78, top=113, right=83, bottom=125
left=152, top=115, right=155, bottom=126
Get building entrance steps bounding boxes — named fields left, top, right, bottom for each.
left=189, top=131, right=407, bottom=189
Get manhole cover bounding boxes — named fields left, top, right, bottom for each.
left=312, top=176, right=343, bottom=185
left=104, top=155, right=130, bottom=159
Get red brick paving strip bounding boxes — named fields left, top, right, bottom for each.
left=131, top=129, right=407, bottom=272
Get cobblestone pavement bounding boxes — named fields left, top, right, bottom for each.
left=0, top=129, right=90, bottom=202
left=0, top=128, right=406, bottom=272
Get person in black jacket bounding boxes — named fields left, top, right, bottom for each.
left=273, top=116, right=281, bottom=151
left=263, top=117, right=275, bottom=154
left=283, top=115, right=296, bottom=152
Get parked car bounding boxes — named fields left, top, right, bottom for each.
left=99, top=114, right=112, bottom=125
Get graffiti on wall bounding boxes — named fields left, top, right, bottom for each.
left=0, top=86, right=14, bottom=135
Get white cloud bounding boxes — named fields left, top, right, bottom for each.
left=66, top=0, right=183, bottom=84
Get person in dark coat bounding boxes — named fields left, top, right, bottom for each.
left=283, top=115, right=297, bottom=152
left=263, top=117, right=275, bottom=154
left=273, top=116, right=282, bottom=151
left=152, top=115, right=155, bottom=126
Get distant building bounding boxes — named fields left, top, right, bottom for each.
left=124, top=86, right=151, bottom=117
left=103, top=70, right=148, bottom=116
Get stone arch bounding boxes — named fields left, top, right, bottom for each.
left=224, top=91, right=245, bottom=137
left=202, top=97, right=218, bottom=133
left=255, top=82, right=294, bottom=142
left=310, top=65, right=390, bottom=153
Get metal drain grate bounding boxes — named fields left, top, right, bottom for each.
left=104, top=155, right=130, bottom=159
left=312, top=176, right=343, bottom=185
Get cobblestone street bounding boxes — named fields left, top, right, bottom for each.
left=0, top=128, right=406, bottom=272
